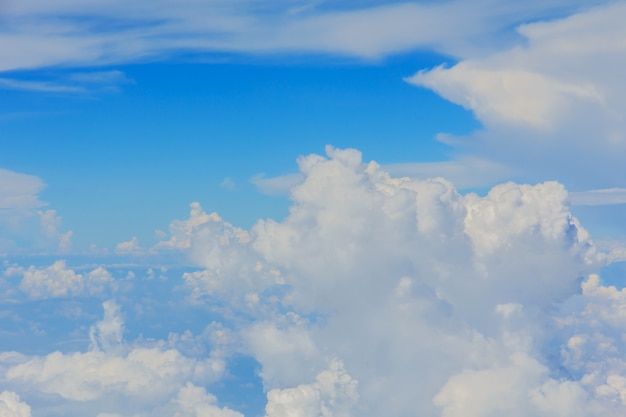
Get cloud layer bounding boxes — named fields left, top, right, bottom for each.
left=406, top=1, right=626, bottom=192
left=1, top=147, right=624, bottom=416
left=0, top=0, right=612, bottom=75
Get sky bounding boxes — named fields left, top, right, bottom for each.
left=2, top=0, right=626, bottom=416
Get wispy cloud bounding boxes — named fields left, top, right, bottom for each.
left=569, top=188, right=626, bottom=206
left=66, top=70, right=132, bottom=85
left=0, top=70, right=133, bottom=94
left=3, top=147, right=626, bottom=416
left=406, top=1, right=626, bottom=192
left=0, top=78, right=85, bottom=93
left=251, top=173, right=304, bottom=195
left=0, top=0, right=612, bottom=73
left=219, top=177, right=236, bottom=191
left=385, top=156, right=515, bottom=189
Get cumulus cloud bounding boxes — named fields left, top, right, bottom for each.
left=0, top=70, right=132, bottom=94
left=17, top=260, right=113, bottom=299
left=4, top=147, right=626, bottom=416
left=1, top=300, right=226, bottom=414
left=0, top=0, right=612, bottom=76
left=159, top=383, right=243, bottom=417
left=115, top=236, right=141, bottom=254
left=156, top=203, right=250, bottom=255
left=433, top=352, right=598, bottom=417
left=161, top=147, right=618, bottom=416
left=264, top=359, right=358, bottom=417
left=0, top=169, right=46, bottom=210
left=0, top=391, right=31, bottom=417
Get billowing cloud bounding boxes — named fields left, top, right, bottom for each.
left=158, top=383, right=244, bottom=417
left=264, top=359, right=358, bottom=417
left=167, top=147, right=617, bottom=416
left=433, top=352, right=596, bottom=417
left=14, top=260, right=113, bottom=299
left=1, top=300, right=227, bottom=416
left=3, top=147, right=626, bottom=415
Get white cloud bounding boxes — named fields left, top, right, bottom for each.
left=115, top=236, right=141, bottom=254
left=37, top=209, right=73, bottom=252
left=406, top=2, right=626, bottom=191
left=434, top=352, right=596, bottom=417
left=2, top=301, right=226, bottom=406
left=18, top=260, right=113, bottom=299
left=4, top=146, right=626, bottom=415
left=0, top=169, right=45, bottom=210
left=408, top=64, right=603, bottom=129
left=264, top=359, right=358, bottom=417
left=160, top=147, right=616, bottom=416
left=244, top=319, right=322, bottom=388
left=89, top=300, right=124, bottom=352
left=0, top=391, right=31, bottom=417
left=251, top=173, right=304, bottom=196
left=384, top=156, right=515, bottom=190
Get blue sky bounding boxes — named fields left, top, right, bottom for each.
left=2, top=53, right=478, bottom=249
left=2, top=1, right=626, bottom=417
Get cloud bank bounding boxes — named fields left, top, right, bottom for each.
left=1, top=147, right=625, bottom=416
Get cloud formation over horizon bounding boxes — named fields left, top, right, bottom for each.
left=2, top=147, right=624, bottom=416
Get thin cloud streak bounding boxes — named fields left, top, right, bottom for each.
left=569, top=188, right=626, bottom=206
left=0, top=78, right=85, bottom=93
